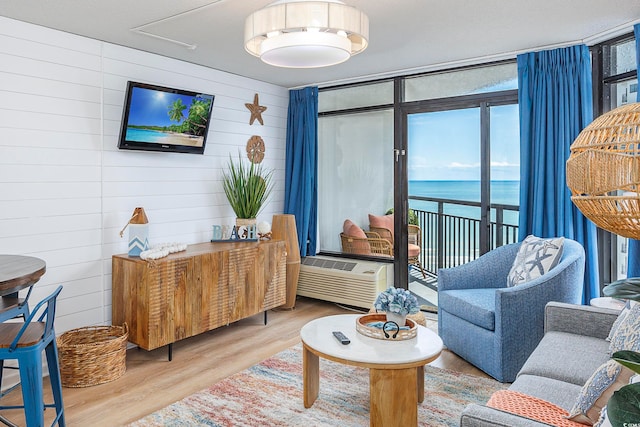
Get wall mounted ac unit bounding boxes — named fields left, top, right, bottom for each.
left=297, top=255, right=388, bottom=309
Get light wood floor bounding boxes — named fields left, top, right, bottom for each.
left=1, top=297, right=488, bottom=426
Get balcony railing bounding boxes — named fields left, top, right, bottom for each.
left=410, top=196, right=519, bottom=276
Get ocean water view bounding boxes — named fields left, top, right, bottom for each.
left=409, top=180, right=520, bottom=225
left=125, top=127, right=204, bottom=147
left=126, top=127, right=169, bottom=143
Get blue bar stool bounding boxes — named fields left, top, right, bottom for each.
left=0, top=286, right=64, bottom=427
left=0, top=286, right=32, bottom=323
left=0, top=287, right=34, bottom=400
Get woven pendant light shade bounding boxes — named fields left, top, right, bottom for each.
left=566, top=102, right=640, bottom=239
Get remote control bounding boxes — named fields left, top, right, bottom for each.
left=332, top=331, right=350, bottom=345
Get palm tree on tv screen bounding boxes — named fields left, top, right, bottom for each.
left=168, top=98, right=210, bottom=137
left=168, top=98, right=187, bottom=123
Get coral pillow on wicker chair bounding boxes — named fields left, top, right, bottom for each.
left=369, top=213, right=394, bottom=238
left=343, top=219, right=367, bottom=238
left=342, top=219, right=371, bottom=255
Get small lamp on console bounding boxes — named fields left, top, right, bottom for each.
left=119, top=207, right=150, bottom=257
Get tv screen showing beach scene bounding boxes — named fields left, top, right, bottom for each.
left=118, top=81, right=215, bottom=154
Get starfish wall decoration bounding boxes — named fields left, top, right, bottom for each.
left=245, top=93, right=267, bottom=125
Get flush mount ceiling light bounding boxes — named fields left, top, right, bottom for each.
left=244, top=0, right=369, bottom=68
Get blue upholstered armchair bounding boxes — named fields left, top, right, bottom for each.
left=437, top=239, right=585, bottom=383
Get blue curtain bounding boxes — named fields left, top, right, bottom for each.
left=284, top=87, right=318, bottom=257
left=517, top=45, right=599, bottom=304
left=629, top=24, right=640, bottom=278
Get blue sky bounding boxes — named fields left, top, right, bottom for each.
left=408, top=104, right=520, bottom=181
left=127, top=87, right=195, bottom=127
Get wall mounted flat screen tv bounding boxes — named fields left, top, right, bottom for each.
left=118, top=81, right=215, bottom=154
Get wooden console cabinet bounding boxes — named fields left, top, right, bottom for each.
left=112, top=240, right=286, bottom=352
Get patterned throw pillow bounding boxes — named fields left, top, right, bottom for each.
left=567, top=359, right=633, bottom=425
left=593, top=406, right=611, bottom=427
left=609, top=302, right=640, bottom=354
left=507, top=235, right=565, bottom=287
left=606, top=300, right=632, bottom=342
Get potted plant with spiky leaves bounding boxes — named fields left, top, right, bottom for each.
left=221, top=152, right=274, bottom=226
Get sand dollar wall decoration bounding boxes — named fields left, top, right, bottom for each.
left=246, top=135, right=265, bottom=163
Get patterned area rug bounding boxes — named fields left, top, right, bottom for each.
left=130, top=345, right=505, bottom=427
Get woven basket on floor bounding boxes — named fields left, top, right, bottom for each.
left=57, top=323, right=128, bottom=388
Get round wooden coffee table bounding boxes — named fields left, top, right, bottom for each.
left=300, top=314, right=443, bottom=427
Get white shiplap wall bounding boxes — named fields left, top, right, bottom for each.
left=0, top=16, right=289, bottom=334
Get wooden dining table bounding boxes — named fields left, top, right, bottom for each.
left=0, top=254, right=46, bottom=297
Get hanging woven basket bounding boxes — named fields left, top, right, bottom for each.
left=566, top=102, right=640, bottom=239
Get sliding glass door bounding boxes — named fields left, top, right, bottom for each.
left=408, top=108, right=482, bottom=273
left=403, top=96, right=519, bottom=284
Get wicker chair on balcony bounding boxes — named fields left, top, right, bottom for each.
left=369, top=214, right=426, bottom=278
left=340, top=219, right=392, bottom=257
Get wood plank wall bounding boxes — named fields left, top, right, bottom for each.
left=0, top=16, right=289, bottom=334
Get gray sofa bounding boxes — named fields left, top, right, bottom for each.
left=460, top=301, right=621, bottom=426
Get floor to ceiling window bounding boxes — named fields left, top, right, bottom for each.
left=592, top=33, right=638, bottom=285
left=317, top=81, right=394, bottom=255
left=402, top=64, right=519, bottom=285
left=490, top=104, right=521, bottom=247
left=316, top=30, right=637, bottom=306
left=318, top=62, right=519, bottom=305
